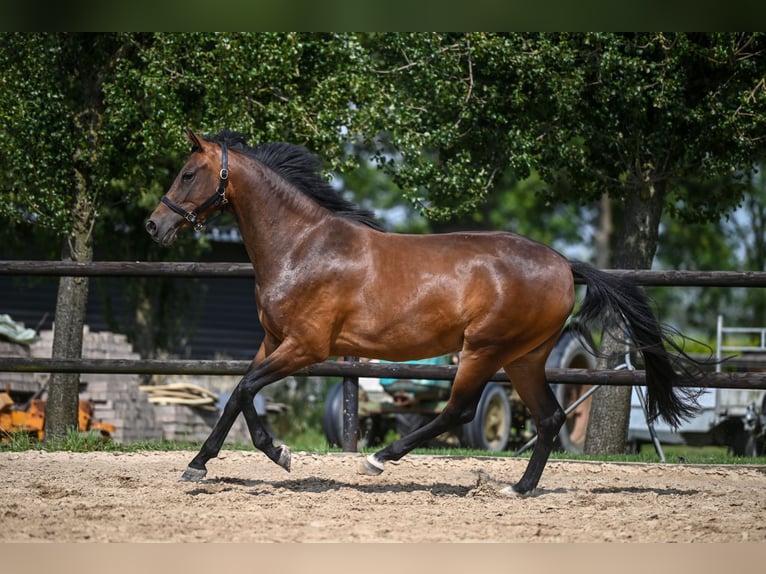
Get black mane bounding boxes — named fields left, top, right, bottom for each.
left=207, top=129, right=385, bottom=231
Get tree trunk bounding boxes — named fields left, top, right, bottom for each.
left=584, top=179, right=666, bottom=454
left=583, top=323, right=632, bottom=453
left=43, top=177, right=95, bottom=442
left=593, top=192, right=612, bottom=270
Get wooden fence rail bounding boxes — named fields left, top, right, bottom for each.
left=2, top=357, right=766, bottom=390
left=4, top=260, right=766, bottom=286
left=4, top=260, right=766, bottom=450
left=0, top=260, right=255, bottom=278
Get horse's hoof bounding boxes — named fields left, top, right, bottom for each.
left=357, top=454, right=385, bottom=476
left=181, top=466, right=207, bottom=482
left=499, top=485, right=521, bottom=497
left=276, top=445, right=291, bottom=472
left=500, top=484, right=535, bottom=497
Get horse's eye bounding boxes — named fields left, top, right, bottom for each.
left=182, top=171, right=195, bottom=182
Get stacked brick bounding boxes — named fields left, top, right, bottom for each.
left=28, top=326, right=163, bottom=443
left=151, top=403, right=222, bottom=442
left=0, top=339, right=43, bottom=395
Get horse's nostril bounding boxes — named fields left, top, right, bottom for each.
left=145, top=220, right=157, bottom=235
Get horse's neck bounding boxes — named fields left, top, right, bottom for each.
left=229, top=169, right=328, bottom=279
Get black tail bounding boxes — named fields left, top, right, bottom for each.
left=570, top=260, right=706, bottom=427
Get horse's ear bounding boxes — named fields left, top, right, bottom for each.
left=184, top=128, right=203, bottom=152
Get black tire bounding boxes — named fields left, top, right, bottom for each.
left=460, top=383, right=511, bottom=451
left=321, top=381, right=344, bottom=447
left=547, top=329, right=598, bottom=453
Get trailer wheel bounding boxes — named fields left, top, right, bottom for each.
left=461, top=383, right=511, bottom=451
left=321, top=381, right=344, bottom=447
left=548, top=329, right=598, bottom=453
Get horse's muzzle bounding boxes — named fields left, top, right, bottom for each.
left=145, top=218, right=177, bottom=246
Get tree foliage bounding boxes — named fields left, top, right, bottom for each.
left=358, top=33, right=766, bottom=231
left=6, top=33, right=764, bottom=254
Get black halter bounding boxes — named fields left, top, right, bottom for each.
left=161, top=143, right=229, bottom=232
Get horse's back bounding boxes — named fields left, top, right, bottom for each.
left=376, top=229, right=573, bottom=295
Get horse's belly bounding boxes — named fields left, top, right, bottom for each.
left=332, top=313, right=465, bottom=362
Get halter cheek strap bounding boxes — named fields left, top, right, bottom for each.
left=161, top=143, right=229, bottom=232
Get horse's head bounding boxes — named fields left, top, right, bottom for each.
left=145, top=129, right=229, bottom=246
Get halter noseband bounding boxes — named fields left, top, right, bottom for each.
left=161, top=142, right=229, bottom=232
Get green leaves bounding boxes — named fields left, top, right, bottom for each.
left=2, top=33, right=765, bottom=234
left=358, top=33, right=766, bottom=223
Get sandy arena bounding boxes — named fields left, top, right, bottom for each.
left=1, top=449, right=764, bottom=542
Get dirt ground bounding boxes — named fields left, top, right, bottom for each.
left=1, top=449, right=764, bottom=542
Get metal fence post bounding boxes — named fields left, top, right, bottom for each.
left=341, top=356, right=359, bottom=452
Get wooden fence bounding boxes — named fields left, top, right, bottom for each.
left=3, top=260, right=766, bottom=450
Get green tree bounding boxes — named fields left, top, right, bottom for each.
left=0, top=33, right=217, bottom=436
left=726, top=166, right=766, bottom=325
left=0, top=34, right=124, bottom=439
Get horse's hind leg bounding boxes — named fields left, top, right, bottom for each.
left=359, top=350, right=501, bottom=475
left=183, top=340, right=304, bottom=481
left=503, top=354, right=565, bottom=495
left=359, top=403, right=475, bottom=475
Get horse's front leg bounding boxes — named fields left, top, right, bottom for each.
left=182, top=343, right=268, bottom=482
left=181, top=359, right=262, bottom=482
left=182, top=338, right=319, bottom=481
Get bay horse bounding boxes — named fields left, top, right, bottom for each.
left=146, top=129, right=701, bottom=495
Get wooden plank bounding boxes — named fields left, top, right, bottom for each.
left=603, top=269, right=766, bottom=287
left=2, top=356, right=766, bottom=390
left=3, top=260, right=766, bottom=286
left=0, top=261, right=253, bottom=278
